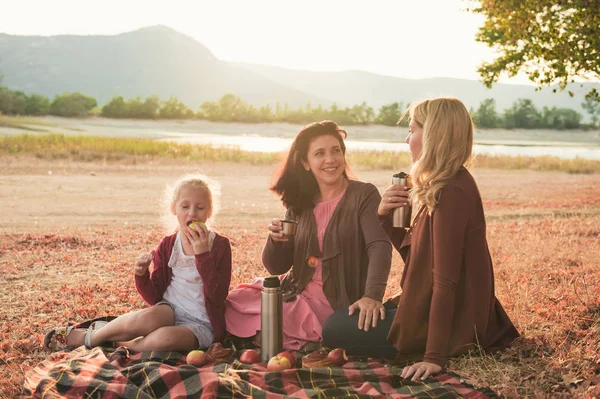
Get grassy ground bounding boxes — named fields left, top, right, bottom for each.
left=1, top=142, right=599, bottom=398
left=2, top=132, right=600, bottom=174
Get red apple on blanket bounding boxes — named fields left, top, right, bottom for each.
left=276, top=350, right=296, bottom=368
left=267, top=355, right=292, bottom=371
left=239, top=349, right=260, bottom=365
left=327, top=348, right=348, bottom=366
left=186, top=350, right=208, bottom=367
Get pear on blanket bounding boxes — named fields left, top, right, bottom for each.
left=186, top=350, right=208, bottom=367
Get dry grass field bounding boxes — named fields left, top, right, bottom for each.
left=1, top=154, right=599, bottom=398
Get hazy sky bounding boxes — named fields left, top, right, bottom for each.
left=0, top=0, right=535, bottom=85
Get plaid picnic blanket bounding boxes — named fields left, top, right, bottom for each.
left=22, top=346, right=498, bottom=398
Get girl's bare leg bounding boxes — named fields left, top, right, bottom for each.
left=54, top=304, right=176, bottom=348
left=121, top=326, right=199, bottom=352
left=90, top=304, right=175, bottom=346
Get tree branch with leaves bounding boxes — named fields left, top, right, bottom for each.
left=469, top=0, right=600, bottom=100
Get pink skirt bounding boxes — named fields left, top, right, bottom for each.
left=225, top=269, right=334, bottom=350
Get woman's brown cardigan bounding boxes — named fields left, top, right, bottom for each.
left=382, top=168, right=519, bottom=366
left=263, top=180, right=393, bottom=310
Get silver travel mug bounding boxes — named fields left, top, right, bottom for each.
left=392, top=172, right=411, bottom=228
left=260, top=275, right=283, bottom=362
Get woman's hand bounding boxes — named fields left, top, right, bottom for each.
left=401, top=361, right=443, bottom=381
left=378, top=184, right=410, bottom=216
left=185, top=223, right=210, bottom=255
left=268, top=219, right=288, bottom=242
left=134, top=251, right=155, bottom=276
left=348, top=297, right=386, bottom=331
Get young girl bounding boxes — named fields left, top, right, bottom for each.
left=44, top=173, right=232, bottom=353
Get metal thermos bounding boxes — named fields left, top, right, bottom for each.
left=392, top=172, right=411, bottom=228
left=260, top=275, right=283, bottom=362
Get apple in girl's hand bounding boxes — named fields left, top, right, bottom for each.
left=239, top=349, right=260, bottom=364
left=187, top=221, right=206, bottom=231
left=327, top=348, right=348, bottom=366
left=186, top=350, right=208, bottom=366
left=267, top=355, right=292, bottom=371
left=276, top=350, right=296, bottom=368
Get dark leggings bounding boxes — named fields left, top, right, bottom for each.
left=322, top=301, right=398, bottom=359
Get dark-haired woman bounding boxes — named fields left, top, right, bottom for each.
left=225, top=121, right=392, bottom=350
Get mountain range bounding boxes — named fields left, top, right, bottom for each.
left=1, top=25, right=598, bottom=116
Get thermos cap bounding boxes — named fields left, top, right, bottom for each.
left=393, top=172, right=409, bottom=178
left=263, top=276, right=281, bottom=288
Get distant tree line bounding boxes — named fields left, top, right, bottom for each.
left=1, top=85, right=599, bottom=129
left=0, top=88, right=97, bottom=117
left=471, top=98, right=598, bottom=130
left=100, top=93, right=403, bottom=126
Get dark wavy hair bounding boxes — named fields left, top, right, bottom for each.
left=270, top=120, right=351, bottom=210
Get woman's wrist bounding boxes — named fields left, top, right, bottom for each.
left=377, top=212, right=392, bottom=221
left=422, top=355, right=446, bottom=368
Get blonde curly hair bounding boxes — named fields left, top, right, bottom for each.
left=160, top=173, right=221, bottom=234
left=407, top=97, right=474, bottom=212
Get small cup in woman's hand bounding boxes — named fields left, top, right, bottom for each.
left=280, top=219, right=298, bottom=237
left=269, top=219, right=288, bottom=242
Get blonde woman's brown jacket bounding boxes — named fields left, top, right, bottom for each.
left=382, top=168, right=519, bottom=367
left=262, top=180, right=393, bottom=310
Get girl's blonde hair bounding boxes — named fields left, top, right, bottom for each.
left=160, top=173, right=221, bottom=233
left=407, top=97, right=474, bottom=212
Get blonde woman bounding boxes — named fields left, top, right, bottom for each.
left=323, top=98, right=519, bottom=381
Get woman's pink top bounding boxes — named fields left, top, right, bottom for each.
left=225, top=188, right=346, bottom=349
